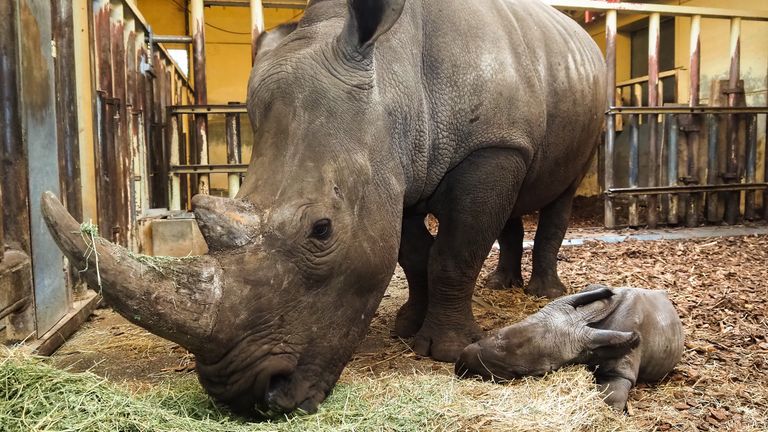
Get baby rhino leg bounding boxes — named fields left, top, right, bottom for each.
left=596, top=376, right=633, bottom=411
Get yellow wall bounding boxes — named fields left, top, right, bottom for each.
left=136, top=1, right=303, bottom=191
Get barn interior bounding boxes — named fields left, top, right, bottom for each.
left=1, top=0, right=767, bottom=430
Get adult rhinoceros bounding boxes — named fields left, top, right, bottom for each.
left=43, top=0, right=605, bottom=416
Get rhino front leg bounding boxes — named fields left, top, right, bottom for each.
left=525, top=183, right=577, bottom=298
left=485, top=216, right=524, bottom=290
left=395, top=213, right=434, bottom=338
left=413, top=148, right=527, bottom=362
left=596, top=376, right=633, bottom=411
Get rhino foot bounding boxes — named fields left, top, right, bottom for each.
left=394, top=300, right=427, bottom=338
left=412, top=322, right=483, bottom=363
left=525, top=273, right=567, bottom=299
left=484, top=269, right=524, bottom=291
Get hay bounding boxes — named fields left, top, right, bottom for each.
left=0, top=348, right=629, bottom=432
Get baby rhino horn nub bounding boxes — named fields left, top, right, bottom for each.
left=40, top=192, right=223, bottom=357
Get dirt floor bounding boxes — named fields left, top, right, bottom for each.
left=52, top=222, right=768, bottom=431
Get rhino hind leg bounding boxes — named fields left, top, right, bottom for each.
left=525, top=184, right=577, bottom=298
left=485, top=216, right=524, bottom=290
left=413, top=148, right=528, bottom=362
left=394, top=213, right=435, bottom=338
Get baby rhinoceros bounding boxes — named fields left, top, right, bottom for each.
left=455, top=285, right=684, bottom=410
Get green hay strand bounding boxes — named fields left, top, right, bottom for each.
left=0, top=348, right=631, bottom=432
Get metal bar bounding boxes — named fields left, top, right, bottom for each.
left=706, top=115, right=720, bottom=222
left=724, top=18, right=741, bottom=225
left=646, top=13, right=660, bottom=228
left=744, top=115, right=757, bottom=220
left=170, top=164, right=249, bottom=174
left=251, top=0, right=265, bottom=62
left=152, top=35, right=193, bottom=44
left=685, top=15, right=702, bottom=227
left=226, top=105, right=243, bottom=198
left=543, top=1, right=768, bottom=21
left=609, top=106, right=768, bottom=115
left=170, top=104, right=248, bottom=114
left=606, top=183, right=768, bottom=196
left=668, top=115, right=679, bottom=225
left=205, top=0, right=307, bottom=8
left=191, top=0, right=210, bottom=195
left=603, top=9, right=617, bottom=229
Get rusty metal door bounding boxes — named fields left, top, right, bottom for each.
left=14, top=0, right=68, bottom=335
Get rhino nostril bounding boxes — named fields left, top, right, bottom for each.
left=264, top=372, right=295, bottom=413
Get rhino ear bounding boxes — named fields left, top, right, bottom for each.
left=343, top=0, right=405, bottom=52
left=586, top=329, right=640, bottom=359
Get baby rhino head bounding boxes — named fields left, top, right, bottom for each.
left=455, top=286, right=640, bottom=380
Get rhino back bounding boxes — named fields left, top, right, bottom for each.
left=602, top=288, right=684, bottom=382
left=372, top=0, right=605, bottom=207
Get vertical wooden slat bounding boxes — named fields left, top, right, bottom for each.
left=0, top=0, right=31, bottom=253
left=603, top=9, right=617, bottom=229
left=685, top=15, right=702, bottom=227
left=744, top=115, right=757, bottom=220
left=668, top=115, right=679, bottom=225
left=628, top=114, right=640, bottom=227
left=226, top=103, right=242, bottom=198
left=53, top=0, right=83, bottom=223
left=646, top=13, right=660, bottom=228
left=168, top=113, right=181, bottom=211
left=191, top=0, right=209, bottom=196
left=724, top=17, right=742, bottom=225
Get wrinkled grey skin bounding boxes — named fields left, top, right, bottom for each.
left=211, top=0, right=605, bottom=413
left=43, top=0, right=605, bottom=417
left=456, top=286, right=685, bottom=410
left=254, top=22, right=299, bottom=55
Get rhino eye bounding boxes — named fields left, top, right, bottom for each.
left=310, top=219, right=332, bottom=240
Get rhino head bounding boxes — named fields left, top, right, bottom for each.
left=42, top=0, right=407, bottom=416
left=455, top=287, right=640, bottom=380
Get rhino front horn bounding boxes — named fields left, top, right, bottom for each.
left=41, top=191, right=223, bottom=356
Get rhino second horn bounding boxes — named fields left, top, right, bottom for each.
left=41, top=192, right=223, bottom=357
left=192, top=194, right=261, bottom=251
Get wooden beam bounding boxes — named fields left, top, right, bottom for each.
left=544, top=0, right=768, bottom=21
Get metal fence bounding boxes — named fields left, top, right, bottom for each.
left=547, top=0, right=768, bottom=228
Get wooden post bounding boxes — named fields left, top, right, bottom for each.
left=724, top=17, right=741, bottom=225
left=603, top=9, right=617, bottom=229
left=646, top=13, right=660, bottom=228
left=191, top=0, right=210, bottom=195
left=169, top=114, right=182, bottom=211
left=685, top=15, right=702, bottom=227
left=226, top=103, right=242, bottom=198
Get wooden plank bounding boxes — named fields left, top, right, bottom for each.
left=32, top=291, right=101, bottom=356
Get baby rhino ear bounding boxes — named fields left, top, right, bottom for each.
left=586, top=329, right=640, bottom=359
